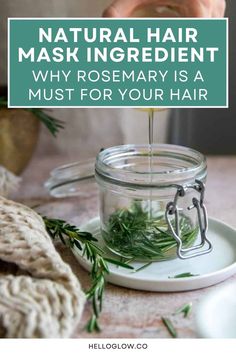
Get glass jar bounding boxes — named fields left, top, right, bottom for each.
left=45, top=143, right=212, bottom=262
left=95, top=144, right=212, bottom=261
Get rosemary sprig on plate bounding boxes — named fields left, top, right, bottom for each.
left=169, top=272, right=199, bottom=279
left=43, top=217, right=133, bottom=332
left=133, top=261, right=152, bottom=273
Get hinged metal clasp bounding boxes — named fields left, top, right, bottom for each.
left=165, top=180, right=213, bottom=260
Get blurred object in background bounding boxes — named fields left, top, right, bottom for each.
left=0, top=0, right=169, bottom=161
left=103, top=0, right=226, bottom=18
left=0, top=108, right=40, bottom=174
left=0, top=87, right=40, bottom=174
left=168, top=3, right=235, bottom=155
left=0, top=165, right=21, bottom=197
left=1, top=0, right=232, bottom=159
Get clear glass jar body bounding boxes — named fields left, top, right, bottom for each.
left=95, top=144, right=207, bottom=262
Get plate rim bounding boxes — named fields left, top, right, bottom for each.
left=72, top=216, right=236, bottom=292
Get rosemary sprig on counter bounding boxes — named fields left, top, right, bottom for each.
left=175, top=303, right=193, bottom=318
left=160, top=303, right=192, bottom=338
left=0, top=96, right=64, bottom=137
left=43, top=217, right=133, bottom=332
left=161, top=317, right=178, bottom=338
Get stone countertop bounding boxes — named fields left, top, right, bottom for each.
left=12, top=155, right=236, bottom=338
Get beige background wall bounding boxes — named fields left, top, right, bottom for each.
left=0, top=0, right=169, bottom=160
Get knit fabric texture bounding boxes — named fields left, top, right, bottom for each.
left=0, top=197, right=85, bottom=338
left=0, top=166, right=21, bottom=198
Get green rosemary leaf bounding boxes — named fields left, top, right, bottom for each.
left=161, top=317, right=178, bottom=338
left=169, top=272, right=199, bottom=279
left=85, top=243, right=93, bottom=259
left=88, top=242, right=104, bottom=256
left=58, top=233, right=66, bottom=245
left=124, top=258, right=135, bottom=265
left=133, top=261, right=152, bottom=273
left=94, top=319, right=101, bottom=332
left=0, top=97, right=64, bottom=137
left=43, top=216, right=133, bottom=333
left=100, top=258, right=110, bottom=273
left=86, top=314, right=101, bottom=333
left=77, top=231, right=98, bottom=242
left=74, top=239, right=82, bottom=251
left=0, top=97, right=7, bottom=107
left=103, top=257, right=134, bottom=269
left=175, top=302, right=193, bottom=318
left=103, top=201, right=198, bottom=261
left=28, top=108, right=64, bottom=137
left=93, top=295, right=99, bottom=318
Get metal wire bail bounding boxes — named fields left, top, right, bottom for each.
left=165, top=180, right=213, bottom=260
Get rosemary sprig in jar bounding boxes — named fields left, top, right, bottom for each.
left=43, top=217, right=133, bottom=332
left=103, top=201, right=198, bottom=261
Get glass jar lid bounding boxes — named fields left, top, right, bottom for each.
left=95, top=144, right=207, bottom=188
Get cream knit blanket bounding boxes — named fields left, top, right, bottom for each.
left=0, top=166, right=21, bottom=198
left=0, top=197, right=85, bottom=338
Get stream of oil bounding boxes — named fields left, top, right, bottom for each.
left=131, top=1, right=179, bottom=221
left=139, top=108, right=167, bottom=218
left=148, top=109, right=154, bottom=219
left=147, top=108, right=167, bottom=218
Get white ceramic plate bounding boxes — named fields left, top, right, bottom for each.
left=195, top=283, right=236, bottom=338
left=73, top=217, right=236, bottom=292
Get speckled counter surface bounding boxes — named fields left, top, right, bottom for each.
left=12, top=155, right=236, bottom=338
